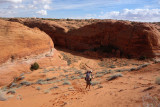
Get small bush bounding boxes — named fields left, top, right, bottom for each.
left=71, top=76, right=81, bottom=80
left=1, top=86, right=8, bottom=91
left=155, top=77, right=160, bottom=85
left=20, top=81, right=31, bottom=86
left=142, top=93, right=160, bottom=107
left=64, top=70, right=69, bottom=73
left=9, top=83, right=17, bottom=88
left=79, top=75, right=85, bottom=78
left=140, top=63, right=149, bottom=68
left=30, top=62, right=39, bottom=71
left=7, top=90, right=16, bottom=94
left=35, top=79, right=46, bottom=85
left=96, top=71, right=106, bottom=74
left=68, top=87, right=74, bottom=90
left=49, top=68, right=54, bottom=71
left=95, top=74, right=103, bottom=78
left=43, top=69, right=49, bottom=73
left=109, top=65, right=116, bottom=68
left=130, top=67, right=137, bottom=71
left=36, top=86, right=41, bottom=90
left=91, top=81, right=100, bottom=86
left=97, top=85, right=103, bottom=89
left=63, top=81, right=71, bottom=85
left=44, top=90, right=50, bottom=94
left=50, top=86, right=59, bottom=90
left=139, top=56, right=146, bottom=60
left=107, top=73, right=123, bottom=81
left=17, top=95, right=23, bottom=100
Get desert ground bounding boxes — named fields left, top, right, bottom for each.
left=0, top=47, right=160, bottom=107
left=0, top=18, right=160, bottom=107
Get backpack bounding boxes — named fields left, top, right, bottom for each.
left=85, top=72, right=91, bottom=81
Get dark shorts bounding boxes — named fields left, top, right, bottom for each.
left=86, top=80, right=91, bottom=85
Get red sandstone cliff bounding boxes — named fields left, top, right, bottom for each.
left=0, top=19, right=53, bottom=64
left=0, top=19, right=67, bottom=86
left=9, top=18, right=160, bottom=58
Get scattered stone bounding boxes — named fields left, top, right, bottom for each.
left=118, top=89, right=124, bottom=92
left=45, top=77, right=57, bottom=81
left=142, top=86, right=155, bottom=92
left=0, top=91, right=7, bottom=101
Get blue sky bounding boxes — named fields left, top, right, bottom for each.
left=0, top=0, right=160, bottom=22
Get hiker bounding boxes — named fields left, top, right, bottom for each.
left=85, top=70, right=93, bottom=89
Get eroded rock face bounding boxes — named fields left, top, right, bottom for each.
left=0, top=19, right=53, bottom=64
left=9, top=18, right=160, bottom=58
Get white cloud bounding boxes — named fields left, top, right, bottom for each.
left=0, top=0, right=22, bottom=3
left=44, top=4, right=50, bottom=9
left=0, top=0, right=52, bottom=17
left=41, top=0, right=51, bottom=4
left=98, top=9, right=160, bottom=22
left=28, top=4, right=37, bottom=9
left=36, top=10, right=47, bottom=15
left=33, top=0, right=51, bottom=4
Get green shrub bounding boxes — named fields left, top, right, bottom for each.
left=50, top=86, right=59, bottom=90
left=142, top=94, right=160, bottom=107
left=36, top=86, right=41, bottom=90
left=63, top=81, right=71, bottom=85
left=91, top=81, right=100, bottom=86
left=20, top=81, right=31, bottom=86
left=95, top=74, right=103, bottom=78
left=140, top=63, right=149, bottom=68
left=30, top=62, right=39, bottom=71
left=97, top=85, right=103, bottom=89
left=44, top=90, right=50, bottom=94
left=139, top=56, right=146, bottom=60
left=107, top=73, right=123, bottom=81
left=9, top=83, right=17, bottom=88
left=43, top=69, right=49, bottom=73
left=71, top=76, right=81, bottom=80
left=7, top=90, right=16, bottom=94
left=17, top=95, right=23, bottom=100
left=109, top=65, right=116, bottom=68
left=68, top=87, right=74, bottom=90
left=155, top=77, right=160, bottom=85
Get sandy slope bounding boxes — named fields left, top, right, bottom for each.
left=0, top=49, right=159, bottom=107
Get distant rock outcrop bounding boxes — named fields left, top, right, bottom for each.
left=0, top=19, right=53, bottom=64
left=9, top=18, right=160, bottom=58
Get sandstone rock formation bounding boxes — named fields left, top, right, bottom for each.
left=9, top=18, right=160, bottom=58
left=0, top=19, right=53, bottom=64
left=0, top=19, right=68, bottom=86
